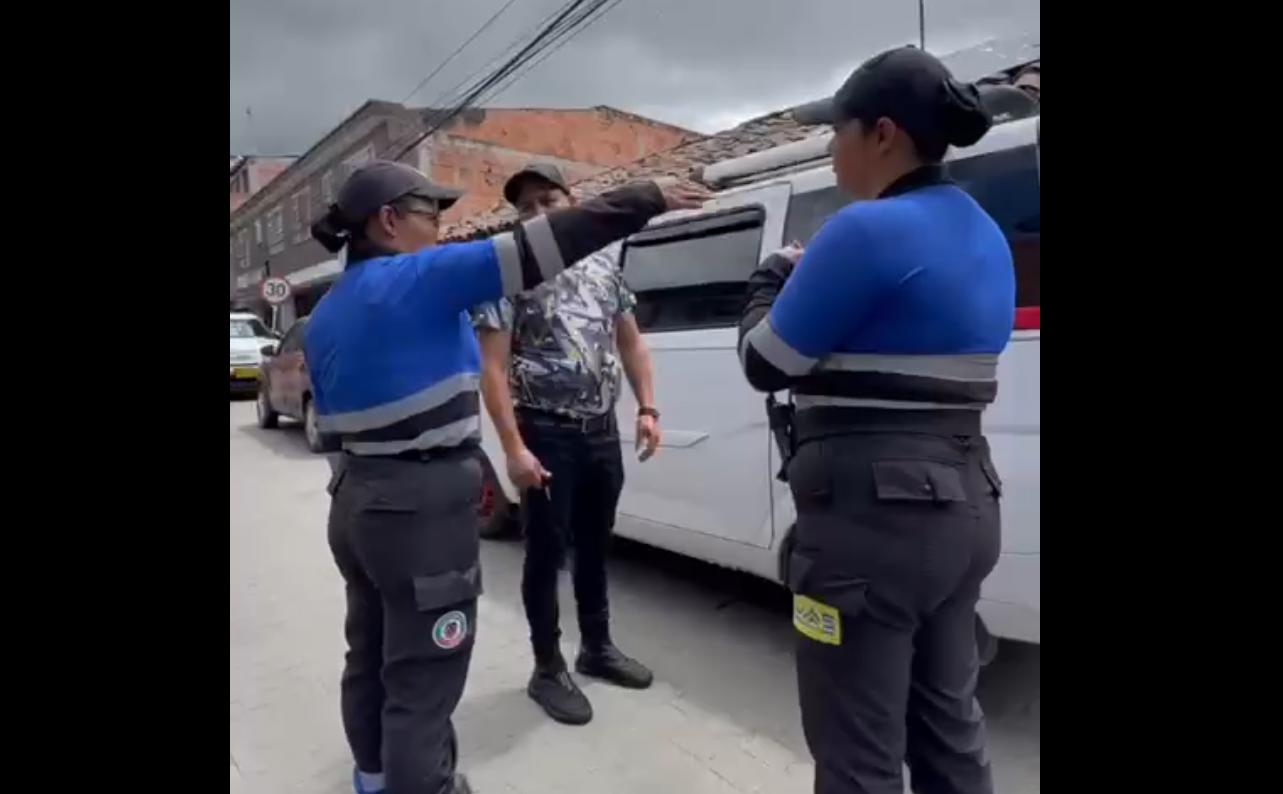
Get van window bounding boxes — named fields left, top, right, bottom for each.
left=621, top=206, right=767, bottom=333
left=782, top=144, right=1042, bottom=323
left=783, top=187, right=850, bottom=244
left=948, top=143, right=1041, bottom=311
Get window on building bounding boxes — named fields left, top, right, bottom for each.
left=291, top=188, right=312, bottom=243
left=618, top=206, right=767, bottom=333
left=342, top=145, right=376, bottom=179
left=266, top=205, right=286, bottom=254
left=320, top=170, right=335, bottom=204
left=234, top=229, right=251, bottom=270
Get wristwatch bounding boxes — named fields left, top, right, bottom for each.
left=638, top=406, right=661, bottom=420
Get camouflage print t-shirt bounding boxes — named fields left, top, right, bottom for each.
left=471, top=243, right=636, bottom=419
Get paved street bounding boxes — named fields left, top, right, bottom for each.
left=230, top=401, right=1040, bottom=794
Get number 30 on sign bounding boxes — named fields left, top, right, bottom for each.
left=260, top=277, right=292, bottom=305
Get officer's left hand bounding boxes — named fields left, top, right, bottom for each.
left=763, top=241, right=805, bottom=279
left=636, top=415, right=661, bottom=462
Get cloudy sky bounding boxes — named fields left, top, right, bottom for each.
left=229, top=0, right=1038, bottom=156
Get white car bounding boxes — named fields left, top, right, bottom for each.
left=479, top=114, right=1041, bottom=652
left=230, top=312, right=278, bottom=395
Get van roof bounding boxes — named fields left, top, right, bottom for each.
left=703, top=114, right=1039, bottom=191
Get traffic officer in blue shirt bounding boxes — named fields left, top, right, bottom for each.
left=305, top=160, right=709, bottom=794
left=738, top=47, right=1011, bottom=794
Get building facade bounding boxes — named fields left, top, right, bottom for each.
left=228, top=102, right=697, bottom=327
left=230, top=156, right=296, bottom=213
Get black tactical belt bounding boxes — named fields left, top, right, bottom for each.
left=794, top=406, right=982, bottom=443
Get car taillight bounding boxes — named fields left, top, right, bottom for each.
left=1014, top=306, right=1040, bottom=330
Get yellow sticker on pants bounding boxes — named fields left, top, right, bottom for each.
left=793, top=594, right=842, bottom=645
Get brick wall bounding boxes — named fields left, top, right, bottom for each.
left=424, top=107, right=696, bottom=224
left=428, top=135, right=608, bottom=222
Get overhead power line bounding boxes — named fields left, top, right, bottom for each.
left=383, top=0, right=628, bottom=163
left=397, top=0, right=524, bottom=105
left=476, top=0, right=625, bottom=107
left=372, top=0, right=587, bottom=162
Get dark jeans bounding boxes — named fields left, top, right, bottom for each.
left=517, top=409, right=625, bottom=664
left=787, top=430, right=1001, bottom=794
left=327, top=451, right=483, bottom=794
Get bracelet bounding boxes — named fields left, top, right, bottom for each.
left=638, top=406, right=660, bottom=420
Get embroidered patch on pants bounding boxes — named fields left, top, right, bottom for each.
left=793, top=594, right=841, bottom=645
left=432, top=610, right=468, bottom=650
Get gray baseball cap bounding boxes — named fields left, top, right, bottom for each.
left=502, top=162, right=570, bottom=205
left=336, top=160, right=463, bottom=221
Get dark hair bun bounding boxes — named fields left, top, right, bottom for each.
left=311, top=205, right=350, bottom=254
left=941, top=78, right=992, bottom=148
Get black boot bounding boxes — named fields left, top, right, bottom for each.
left=575, top=642, right=654, bottom=690
left=527, top=655, right=593, bottom=726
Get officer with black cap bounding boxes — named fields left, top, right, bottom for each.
left=738, top=46, right=1010, bottom=794
left=305, top=160, right=709, bottom=794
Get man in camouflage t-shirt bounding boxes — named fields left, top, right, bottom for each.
left=472, top=163, right=660, bottom=727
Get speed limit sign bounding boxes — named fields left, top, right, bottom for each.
left=260, top=277, right=292, bottom=305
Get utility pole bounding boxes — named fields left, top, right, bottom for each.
left=245, top=106, right=256, bottom=156
left=917, top=0, right=926, bottom=49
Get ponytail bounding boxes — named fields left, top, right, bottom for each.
left=940, top=78, right=991, bottom=148
left=311, top=204, right=352, bottom=254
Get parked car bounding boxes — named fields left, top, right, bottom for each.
left=479, top=111, right=1042, bottom=653
left=230, top=312, right=278, bottom=396
left=255, top=317, right=327, bottom=453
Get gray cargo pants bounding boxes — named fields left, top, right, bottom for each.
left=786, top=429, right=1002, bottom=794
left=327, top=450, right=483, bottom=794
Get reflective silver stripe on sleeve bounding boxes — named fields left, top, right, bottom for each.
left=341, top=416, right=482, bottom=456
left=491, top=232, right=524, bottom=297
left=316, top=372, right=478, bottom=434
left=793, top=394, right=987, bottom=411
left=740, top=317, right=818, bottom=376
left=817, top=352, right=998, bottom=380
left=522, top=215, right=567, bottom=282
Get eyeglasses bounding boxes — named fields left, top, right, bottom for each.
left=389, top=202, right=440, bottom=224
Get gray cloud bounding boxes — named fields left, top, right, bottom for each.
left=230, top=0, right=1038, bottom=156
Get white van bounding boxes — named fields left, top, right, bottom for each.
left=478, top=114, right=1041, bottom=649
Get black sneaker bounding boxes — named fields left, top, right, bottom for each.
left=527, top=666, right=593, bottom=725
left=575, top=645, right=654, bottom=690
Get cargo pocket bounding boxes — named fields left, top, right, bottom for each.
left=980, top=457, right=1004, bottom=501
left=413, top=563, right=483, bottom=657
left=871, top=459, right=967, bottom=506
left=353, top=476, right=422, bottom=514
left=325, top=460, right=347, bottom=497
left=787, top=442, right=834, bottom=512
left=788, top=551, right=868, bottom=648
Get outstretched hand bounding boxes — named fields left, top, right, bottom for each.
left=653, top=176, right=713, bottom=211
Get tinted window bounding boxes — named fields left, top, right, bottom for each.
left=782, top=145, right=1042, bottom=309
left=949, top=143, right=1041, bottom=308
left=783, top=187, right=851, bottom=244
left=620, top=206, right=766, bottom=333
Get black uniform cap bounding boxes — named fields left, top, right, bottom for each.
left=312, top=160, right=464, bottom=253
left=502, top=162, right=570, bottom=206
left=336, top=160, right=463, bottom=220
left=795, top=46, right=992, bottom=154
